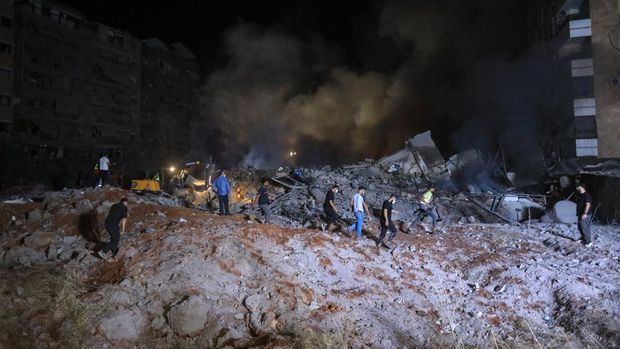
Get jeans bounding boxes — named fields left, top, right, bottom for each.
left=413, top=203, right=438, bottom=226
left=259, top=204, right=271, bottom=223
left=348, top=211, right=365, bottom=239
left=218, top=195, right=230, bottom=215
left=578, top=215, right=592, bottom=244
left=102, top=221, right=120, bottom=254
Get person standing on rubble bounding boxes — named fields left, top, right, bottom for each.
left=254, top=180, right=271, bottom=223
left=97, top=198, right=129, bottom=260
left=348, top=186, right=371, bottom=240
left=324, top=185, right=340, bottom=229
left=412, top=187, right=439, bottom=231
left=98, top=153, right=110, bottom=187
left=213, top=171, right=231, bottom=215
left=377, top=194, right=398, bottom=247
left=575, top=184, right=593, bottom=246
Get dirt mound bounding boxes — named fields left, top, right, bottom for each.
left=1, top=187, right=619, bottom=348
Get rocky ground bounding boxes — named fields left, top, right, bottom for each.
left=1, top=187, right=619, bottom=349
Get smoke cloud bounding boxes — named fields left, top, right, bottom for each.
left=201, top=0, right=561, bottom=179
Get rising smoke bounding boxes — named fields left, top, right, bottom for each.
left=201, top=0, right=560, bottom=179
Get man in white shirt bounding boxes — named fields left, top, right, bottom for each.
left=347, top=186, right=371, bottom=239
left=98, top=154, right=110, bottom=187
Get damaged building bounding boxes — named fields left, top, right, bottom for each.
left=0, top=0, right=200, bottom=181
left=531, top=0, right=620, bottom=160
left=140, top=38, right=200, bottom=166
left=11, top=0, right=141, bottom=162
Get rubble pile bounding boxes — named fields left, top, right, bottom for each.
left=1, top=187, right=620, bottom=348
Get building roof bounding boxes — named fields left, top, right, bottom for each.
left=143, top=38, right=169, bottom=51
left=170, top=42, right=197, bottom=60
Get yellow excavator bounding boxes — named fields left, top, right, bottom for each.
left=130, top=168, right=164, bottom=193
left=130, top=160, right=212, bottom=194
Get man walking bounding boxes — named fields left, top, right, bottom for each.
left=97, top=198, right=129, bottom=260
left=254, top=180, right=271, bottom=223
left=377, top=194, right=398, bottom=247
left=576, top=184, right=593, bottom=246
left=98, top=153, right=110, bottom=187
left=213, top=171, right=231, bottom=215
left=347, top=186, right=371, bottom=240
left=412, top=187, right=438, bottom=231
left=324, top=185, right=340, bottom=229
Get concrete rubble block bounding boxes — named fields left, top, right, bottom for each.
left=98, top=309, right=146, bottom=343
left=4, top=246, right=46, bottom=265
left=167, top=295, right=211, bottom=337
left=74, top=199, right=95, bottom=214
left=243, top=294, right=264, bottom=313
left=23, top=231, right=61, bottom=249
left=27, top=208, right=43, bottom=222
left=553, top=200, right=578, bottom=224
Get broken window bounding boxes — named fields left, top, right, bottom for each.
left=1, top=16, right=12, bottom=28
left=107, top=30, right=124, bottom=47
left=0, top=42, right=11, bottom=55
left=41, top=5, right=51, bottom=18
left=0, top=121, right=10, bottom=133
left=0, top=68, right=11, bottom=80
left=0, top=95, right=11, bottom=107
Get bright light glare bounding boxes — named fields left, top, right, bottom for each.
left=169, top=166, right=176, bottom=173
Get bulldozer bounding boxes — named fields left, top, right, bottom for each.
left=130, top=169, right=164, bottom=193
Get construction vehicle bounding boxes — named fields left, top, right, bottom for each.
left=131, top=159, right=214, bottom=195
left=130, top=169, right=163, bottom=193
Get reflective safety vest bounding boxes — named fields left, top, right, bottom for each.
left=421, top=190, right=433, bottom=204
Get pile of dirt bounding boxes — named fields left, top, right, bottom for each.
left=1, top=187, right=619, bottom=348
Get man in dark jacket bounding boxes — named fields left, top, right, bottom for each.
left=97, top=198, right=129, bottom=259
left=377, top=194, right=398, bottom=247
left=576, top=184, right=593, bottom=246
left=254, top=180, right=271, bottom=223
left=323, top=185, right=340, bottom=228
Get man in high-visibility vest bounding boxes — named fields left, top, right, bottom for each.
left=412, top=187, right=438, bottom=230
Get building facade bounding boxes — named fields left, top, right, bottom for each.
left=0, top=0, right=13, bottom=137
left=11, top=0, right=141, bottom=162
left=140, top=38, right=199, bottom=165
left=531, top=0, right=620, bottom=159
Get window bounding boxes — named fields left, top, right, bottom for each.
left=571, top=58, right=594, bottom=77
left=0, top=68, right=11, bottom=79
left=0, top=42, right=11, bottom=55
left=575, top=138, right=598, bottom=157
left=569, top=19, right=591, bottom=38
left=107, top=30, right=124, bottom=47
left=573, top=98, right=596, bottom=116
left=41, top=5, right=51, bottom=18
left=575, top=116, right=597, bottom=138
left=1, top=16, right=12, bottom=28
left=0, top=94, right=11, bottom=107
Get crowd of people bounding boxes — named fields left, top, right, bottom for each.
left=95, top=170, right=596, bottom=260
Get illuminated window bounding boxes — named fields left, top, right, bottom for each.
left=575, top=138, right=598, bottom=157
left=573, top=98, right=595, bottom=116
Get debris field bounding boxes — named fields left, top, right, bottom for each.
left=1, top=186, right=619, bottom=349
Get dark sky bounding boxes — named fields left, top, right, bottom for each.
left=62, top=0, right=552, bottom=174
left=63, top=0, right=387, bottom=74
left=63, top=0, right=532, bottom=76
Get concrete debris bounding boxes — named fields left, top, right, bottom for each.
left=0, top=186, right=619, bottom=348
